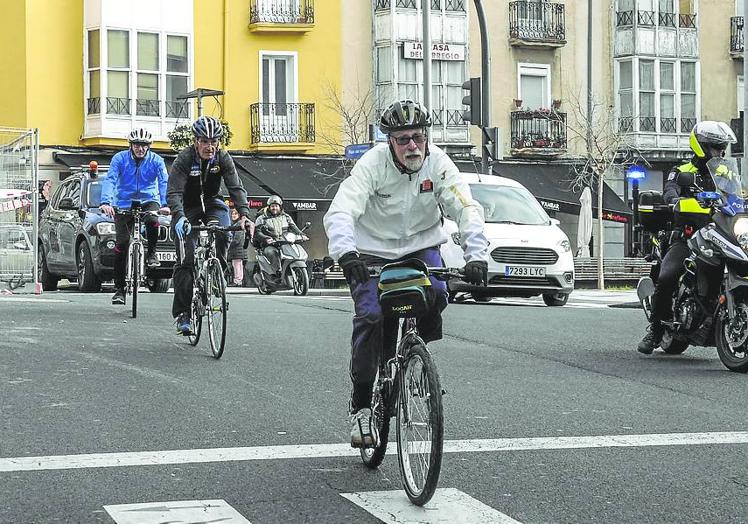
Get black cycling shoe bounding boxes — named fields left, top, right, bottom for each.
left=146, top=253, right=160, bottom=268
left=637, top=324, right=663, bottom=354
left=112, top=288, right=126, bottom=305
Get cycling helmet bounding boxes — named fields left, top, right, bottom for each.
left=267, top=195, right=283, bottom=207
left=689, top=121, right=737, bottom=158
left=379, top=100, right=432, bottom=134
left=128, top=128, right=153, bottom=144
left=192, top=116, right=225, bottom=140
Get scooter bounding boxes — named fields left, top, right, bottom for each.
left=253, top=222, right=311, bottom=296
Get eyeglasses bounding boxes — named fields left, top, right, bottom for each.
left=198, top=138, right=219, bottom=146
left=390, top=133, right=427, bottom=146
left=131, top=142, right=150, bottom=148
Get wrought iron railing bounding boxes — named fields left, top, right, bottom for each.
left=681, top=117, right=696, bottom=133
left=661, top=117, right=677, bottom=133
left=616, top=10, right=634, bottom=26
left=637, top=10, right=655, bottom=26
left=679, top=13, right=697, bottom=28
left=250, top=0, right=314, bottom=24
left=620, top=116, right=697, bottom=134
left=731, top=115, right=743, bottom=155
left=431, top=109, right=443, bottom=126
left=618, top=116, right=634, bottom=133
left=445, top=0, right=465, bottom=10
left=136, top=99, right=160, bottom=117
left=509, top=1, right=566, bottom=43
left=446, top=109, right=465, bottom=127
left=106, top=97, right=130, bottom=116
left=510, top=110, right=567, bottom=151
left=165, top=100, right=189, bottom=119
left=250, top=103, right=316, bottom=144
left=87, top=97, right=101, bottom=115
left=658, top=11, right=676, bottom=27
left=732, top=16, right=744, bottom=53
left=639, top=116, right=656, bottom=132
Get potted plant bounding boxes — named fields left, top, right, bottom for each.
left=513, top=98, right=523, bottom=108
left=552, top=99, right=562, bottom=110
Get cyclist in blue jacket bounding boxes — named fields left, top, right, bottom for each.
left=100, top=128, right=169, bottom=305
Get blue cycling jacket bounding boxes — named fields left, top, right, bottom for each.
left=100, top=150, right=168, bottom=209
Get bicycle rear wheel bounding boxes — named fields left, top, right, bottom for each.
left=360, top=369, right=392, bottom=469
left=396, top=342, right=443, bottom=506
left=130, top=248, right=140, bottom=319
left=206, top=259, right=227, bottom=359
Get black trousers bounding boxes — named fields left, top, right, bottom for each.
left=171, top=199, right=230, bottom=317
left=113, top=201, right=160, bottom=289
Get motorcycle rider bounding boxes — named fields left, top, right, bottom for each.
left=253, top=195, right=307, bottom=276
left=323, top=99, right=489, bottom=447
left=99, top=127, right=169, bottom=306
left=637, top=121, right=737, bottom=354
left=167, top=116, right=253, bottom=335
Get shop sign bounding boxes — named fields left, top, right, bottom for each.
left=290, top=201, right=318, bottom=211
left=403, top=42, right=465, bottom=61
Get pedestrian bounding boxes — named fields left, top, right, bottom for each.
left=38, top=179, right=52, bottom=215
left=228, top=207, right=248, bottom=287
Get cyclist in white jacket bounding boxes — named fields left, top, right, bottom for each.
left=324, top=99, right=489, bottom=447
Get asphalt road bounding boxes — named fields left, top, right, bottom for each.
left=2, top=289, right=748, bottom=523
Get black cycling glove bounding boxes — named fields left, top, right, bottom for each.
left=464, top=260, right=488, bottom=286
left=339, top=251, right=370, bottom=286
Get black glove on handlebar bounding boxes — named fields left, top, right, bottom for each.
left=339, top=251, right=369, bottom=286
left=464, top=260, right=488, bottom=286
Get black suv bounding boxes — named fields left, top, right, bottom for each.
left=38, top=164, right=176, bottom=292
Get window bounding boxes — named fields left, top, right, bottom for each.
left=376, top=47, right=392, bottom=84
left=261, top=54, right=296, bottom=117
left=660, top=62, right=676, bottom=132
left=658, top=0, right=675, bottom=26
left=618, top=61, right=633, bottom=132
left=680, top=61, right=697, bottom=132
left=518, top=63, right=550, bottom=110
left=166, top=35, right=189, bottom=118
left=639, top=60, right=655, bottom=131
left=87, top=30, right=101, bottom=114
left=136, top=32, right=159, bottom=117
left=679, top=0, right=696, bottom=27
left=107, top=30, right=130, bottom=115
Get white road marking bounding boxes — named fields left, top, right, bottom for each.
left=341, top=489, right=521, bottom=523
left=104, top=499, right=251, bottom=523
left=0, top=296, right=68, bottom=303
left=3, top=431, right=748, bottom=473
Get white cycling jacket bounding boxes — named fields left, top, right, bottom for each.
left=324, top=143, right=489, bottom=262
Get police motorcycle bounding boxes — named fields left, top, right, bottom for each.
left=638, top=157, right=748, bottom=371
left=252, top=222, right=311, bottom=296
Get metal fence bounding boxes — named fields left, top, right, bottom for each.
left=0, top=127, right=39, bottom=292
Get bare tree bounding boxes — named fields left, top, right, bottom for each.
left=563, top=91, right=645, bottom=289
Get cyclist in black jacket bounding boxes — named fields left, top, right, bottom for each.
left=167, top=116, right=253, bottom=334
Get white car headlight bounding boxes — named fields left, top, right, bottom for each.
left=557, top=239, right=571, bottom=253
left=735, top=218, right=748, bottom=238
left=96, top=222, right=116, bottom=235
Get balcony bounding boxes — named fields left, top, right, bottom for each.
left=249, top=102, right=315, bottom=151
left=732, top=16, right=744, bottom=58
left=249, top=0, right=314, bottom=33
left=618, top=116, right=696, bottom=135
left=510, top=110, right=567, bottom=158
left=88, top=97, right=132, bottom=116
left=375, top=0, right=466, bottom=10
left=508, top=1, right=566, bottom=48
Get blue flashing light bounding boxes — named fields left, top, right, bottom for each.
left=626, top=165, right=647, bottom=181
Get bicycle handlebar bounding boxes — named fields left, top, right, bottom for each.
left=368, top=266, right=465, bottom=281
left=192, top=224, right=245, bottom=232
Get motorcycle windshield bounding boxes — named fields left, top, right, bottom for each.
left=708, top=157, right=748, bottom=214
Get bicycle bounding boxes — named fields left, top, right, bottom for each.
left=119, top=201, right=161, bottom=319
left=359, top=263, right=463, bottom=506
left=178, top=222, right=244, bottom=359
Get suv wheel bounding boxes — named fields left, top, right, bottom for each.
left=38, top=244, right=59, bottom=291
left=77, top=240, right=102, bottom=292
left=543, top=292, right=569, bottom=307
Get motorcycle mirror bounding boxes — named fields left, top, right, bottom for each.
left=302, top=221, right=312, bottom=231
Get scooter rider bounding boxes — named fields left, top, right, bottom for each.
left=637, top=121, right=737, bottom=354
left=99, top=127, right=169, bottom=306
left=253, top=195, right=308, bottom=275
left=324, top=99, right=489, bottom=447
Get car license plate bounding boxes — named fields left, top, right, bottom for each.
left=156, top=251, right=176, bottom=262
left=504, top=266, right=545, bottom=277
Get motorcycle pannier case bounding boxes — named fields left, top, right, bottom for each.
left=673, top=197, right=712, bottom=228
left=638, top=191, right=670, bottom=233
left=378, top=259, right=431, bottom=318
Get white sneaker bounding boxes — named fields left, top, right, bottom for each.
left=350, top=408, right=378, bottom=448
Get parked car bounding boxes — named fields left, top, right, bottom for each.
left=440, top=173, right=574, bottom=306
left=0, top=223, right=33, bottom=289
left=38, top=164, right=175, bottom=292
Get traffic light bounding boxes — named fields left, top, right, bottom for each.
left=461, top=77, right=482, bottom=126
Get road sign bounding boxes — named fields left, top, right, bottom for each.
left=344, top=143, right=372, bottom=160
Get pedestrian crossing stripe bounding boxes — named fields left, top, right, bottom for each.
left=104, top=499, right=251, bottom=523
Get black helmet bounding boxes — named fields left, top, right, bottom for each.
left=379, top=100, right=432, bottom=134
left=192, top=116, right=225, bottom=140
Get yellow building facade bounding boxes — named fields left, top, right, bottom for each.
left=0, top=0, right=342, bottom=155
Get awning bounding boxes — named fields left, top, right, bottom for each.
left=233, top=156, right=347, bottom=212
left=456, top=161, right=633, bottom=223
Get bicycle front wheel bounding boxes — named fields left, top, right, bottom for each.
left=188, top=292, right=202, bottom=346
left=130, top=247, right=140, bottom=319
left=205, top=259, right=227, bottom=359
left=396, top=342, right=443, bottom=506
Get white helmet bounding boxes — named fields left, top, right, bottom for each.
left=128, top=128, right=153, bottom=145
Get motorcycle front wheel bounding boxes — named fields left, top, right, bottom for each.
left=716, top=303, right=748, bottom=372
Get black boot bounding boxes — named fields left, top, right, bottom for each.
left=638, top=322, right=663, bottom=354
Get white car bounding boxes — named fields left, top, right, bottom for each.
left=440, top=173, right=575, bottom=306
